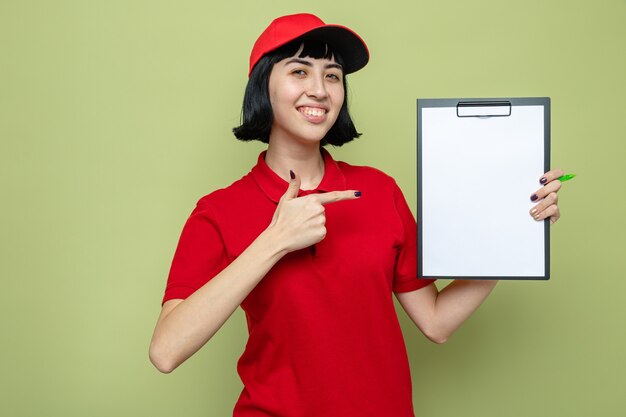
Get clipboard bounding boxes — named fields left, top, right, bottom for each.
left=417, top=97, right=550, bottom=280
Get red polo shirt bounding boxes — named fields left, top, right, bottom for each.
left=162, top=147, right=435, bottom=417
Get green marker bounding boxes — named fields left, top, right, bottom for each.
left=557, top=174, right=576, bottom=182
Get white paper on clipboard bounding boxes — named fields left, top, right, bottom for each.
left=417, top=98, right=550, bottom=280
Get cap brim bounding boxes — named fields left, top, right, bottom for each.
left=298, top=25, right=369, bottom=74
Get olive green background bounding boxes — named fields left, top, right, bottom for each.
left=1, top=0, right=624, bottom=416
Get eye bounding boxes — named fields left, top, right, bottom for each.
left=326, top=73, right=342, bottom=82
left=291, top=69, right=306, bottom=76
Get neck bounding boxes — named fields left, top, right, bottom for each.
left=264, top=140, right=325, bottom=190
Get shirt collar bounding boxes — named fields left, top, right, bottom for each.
left=250, top=147, right=347, bottom=203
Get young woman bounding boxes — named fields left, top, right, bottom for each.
left=149, top=13, right=564, bottom=417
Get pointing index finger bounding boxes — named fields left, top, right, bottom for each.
left=309, top=190, right=362, bottom=205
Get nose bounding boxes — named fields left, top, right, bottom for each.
left=306, top=73, right=328, bottom=99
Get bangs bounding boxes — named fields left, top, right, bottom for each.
left=272, top=39, right=344, bottom=68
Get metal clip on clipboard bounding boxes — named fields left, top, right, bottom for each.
left=456, top=101, right=512, bottom=118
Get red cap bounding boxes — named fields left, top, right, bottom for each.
left=248, top=13, right=369, bottom=77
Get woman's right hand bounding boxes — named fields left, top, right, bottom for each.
left=149, top=172, right=360, bottom=373
left=267, top=170, right=361, bottom=254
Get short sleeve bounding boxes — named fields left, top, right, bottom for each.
left=391, top=181, right=436, bottom=293
left=161, top=202, right=230, bottom=306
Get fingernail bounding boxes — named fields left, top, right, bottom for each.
left=354, top=191, right=362, bottom=197
left=540, top=177, right=547, bottom=185
left=290, top=170, right=295, bottom=179
left=530, top=194, right=538, bottom=202
left=530, top=208, right=537, bottom=215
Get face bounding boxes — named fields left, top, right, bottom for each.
left=267, top=48, right=345, bottom=146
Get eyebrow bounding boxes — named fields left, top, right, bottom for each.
left=284, top=58, right=343, bottom=71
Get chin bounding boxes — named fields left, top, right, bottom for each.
left=298, top=131, right=330, bottom=144
left=271, top=121, right=334, bottom=145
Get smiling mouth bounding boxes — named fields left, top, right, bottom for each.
left=298, top=106, right=328, bottom=117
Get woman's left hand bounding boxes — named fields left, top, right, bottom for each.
left=529, top=168, right=564, bottom=225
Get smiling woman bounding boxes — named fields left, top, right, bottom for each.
left=148, top=12, right=565, bottom=417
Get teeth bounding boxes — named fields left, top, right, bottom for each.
left=300, top=107, right=325, bottom=117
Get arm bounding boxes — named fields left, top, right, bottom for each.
left=395, top=280, right=497, bottom=344
left=149, top=229, right=286, bottom=373
left=149, top=173, right=360, bottom=373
